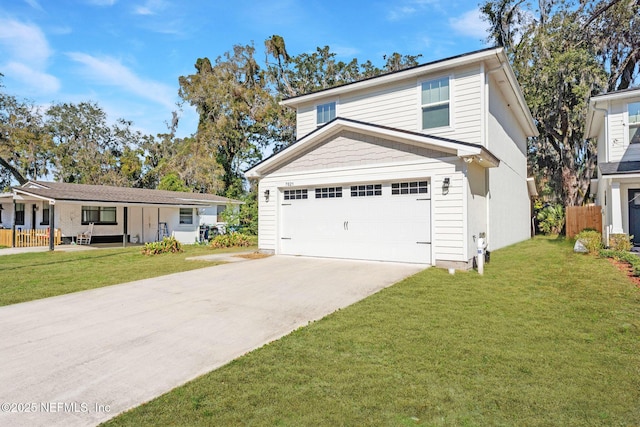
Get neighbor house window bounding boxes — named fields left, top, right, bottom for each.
left=179, top=208, right=193, bottom=225
left=421, top=77, right=450, bottom=130
left=392, top=181, right=429, bottom=195
left=284, top=189, right=308, bottom=200
left=41, top=201, right=50, bottom=225
left=316, top=102, right=336, bottom=126
left=629, top=102, right=640, bottom=144
left=15, top=203, right=25, bottom=226
left=351, top=184, right=382, bottom=197
left=81, top=206, right=116, bottom=224
left=216, top=205, right=226, bottom=222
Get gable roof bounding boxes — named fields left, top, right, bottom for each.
left=585, top=87, right=640, bottom=139
left=13, top=181, right=240, bottom=206
left=280, top=46, right=537, bottom=138
left=245, top=118, right=500, bottom=179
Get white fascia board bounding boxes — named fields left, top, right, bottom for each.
left=12, top=189, right=57, bottom=204
left=281, top=49, right=505, bottom=107
left=603, top=173, right=640, bottom=180
left=590, top=88, right=640, bottom=103
left=492, top=51, right=539, bottom=137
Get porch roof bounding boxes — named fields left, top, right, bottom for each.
left=13, top=181, right=240, bottom=207
left=600, top=161, right=640, bottom=176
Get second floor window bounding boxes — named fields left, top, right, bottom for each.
left=316, top=102, right=336, bottom=126
left=421, top=77, right=450, bottom=130
left=629, top=102, right=640, bottom=144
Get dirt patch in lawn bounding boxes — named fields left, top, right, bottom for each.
left=607, top=258, right=640, bottom=287
left=233, top=252, right=272, bottom=260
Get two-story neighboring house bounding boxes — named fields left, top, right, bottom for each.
left=585, top=87, right=640, bottom=244
left=246, top=47, right=538, bottom=268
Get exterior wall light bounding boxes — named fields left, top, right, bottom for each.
left=442, top=177, right=450, bottom=195
left=264, top=189, right=270, bottom=202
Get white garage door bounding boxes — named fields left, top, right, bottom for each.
left=280, top=181, right=431, bottom=264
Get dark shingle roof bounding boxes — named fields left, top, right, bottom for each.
left=599, top=161, right=640, bottom=175
left=15, top=181, right=239, bottom=206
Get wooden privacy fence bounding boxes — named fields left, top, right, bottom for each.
left=0, top=229, right=62, bottom=248
left=566, top=205, right=602, bottom=238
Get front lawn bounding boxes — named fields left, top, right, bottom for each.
left=104, top=236, right=640, bottom=426
left=0, top=245, right=256, bottom=306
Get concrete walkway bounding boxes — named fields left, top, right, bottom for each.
left=0, top=256, right=425, bottom=426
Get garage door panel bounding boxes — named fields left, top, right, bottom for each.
left=280, top=182, right=431, bottom=264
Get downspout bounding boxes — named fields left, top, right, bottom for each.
left=591, top=102, right=609, bottom=242
left=11, top=198, right=15, bottom=248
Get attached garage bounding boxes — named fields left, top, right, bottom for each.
left=280, top=181, right=431, bottom=263
left=246, top=119, right=501, bottom=267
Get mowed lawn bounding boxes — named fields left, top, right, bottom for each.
left=104, top=237, right=640, bottom=426
left=0, top=245, right=255, bottom=306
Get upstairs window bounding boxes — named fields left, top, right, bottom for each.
left=316, top=102, right=336, bottom=126
left=629, top=102, right=640, bottom=144
left=421, top=77, right=450, bottom=130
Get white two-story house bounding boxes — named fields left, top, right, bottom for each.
left=246, top=47, right=538, bottom=268
left=585, top=87, right=640, bottom=244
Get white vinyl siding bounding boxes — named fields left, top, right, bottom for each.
left=607, top=99, right=640, bottom=162
left=629, top=102, right=640, bottom=144
left=294, top=66, right=483, bottom=145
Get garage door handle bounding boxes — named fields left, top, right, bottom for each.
left=281, top=237, right=292, bottom=240
left=344, top=221, right=349, bottom=230
left=416, top=241, right=431, bottom=244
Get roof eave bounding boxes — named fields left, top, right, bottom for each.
left=280, top=47, right=504, bottom=107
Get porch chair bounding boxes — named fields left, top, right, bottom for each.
left=77, top=223, right=94, bottom=245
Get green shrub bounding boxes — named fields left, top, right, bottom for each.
left=141, top=237, right=183, bottom=255
left=600, top=249, right=640, bottom=276
left=575, top=229, right=603, bottom=254
left=536, top=204, right=565, bottom=235
left=609, top=233, right=633, bottom=252
left=210, top=232, right=255, bottom=249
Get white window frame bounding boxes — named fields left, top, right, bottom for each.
left=418, top=75, right=453, bottom=132
left=628, top=101, right=640, bottom=145
left=316, top=101, right=337, bottom=127
left=179, top=208, right=193, bottom=225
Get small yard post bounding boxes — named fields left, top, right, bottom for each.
left=48, top=203, right=55, bottom=251
left=11, top=198, right=15, bottom=248
left=123, top=206, right=128, bottom=248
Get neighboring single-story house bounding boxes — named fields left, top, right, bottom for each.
left=0, top=181, right=241, bottom=245
left=246, top=47, right=538, bottom=268
left=585, top=87, right=640, bottom=244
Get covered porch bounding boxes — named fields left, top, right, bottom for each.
left=598, top=163, right=640, bottom=245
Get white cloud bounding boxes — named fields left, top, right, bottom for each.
left=0, top=18, right=59, bottom=94
left=387, top=0, right=440, bottom=21
left=0, top=18, right=51, bottom=67
left=66, top=52, right=176, bottom=109
left=449, top=9, right=489, bottom=39
left=24, top=0, right=44, bottom=11
left=133, top=0, right=168, bottom=15
left=332, top=45, right=360, bottom=58
left=85, top=0, right=117, bottom=6
left=3, top=61, right=60, bottom=93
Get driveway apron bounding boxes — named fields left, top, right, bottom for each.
left=0, top=255, right=424, bottom=426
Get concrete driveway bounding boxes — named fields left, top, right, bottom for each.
left=0, top=255, right=424, bottom=426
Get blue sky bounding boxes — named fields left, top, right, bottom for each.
left=0, top=0, right=491, bottom=139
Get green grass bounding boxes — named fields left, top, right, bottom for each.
left=104, top=236, right=640, bottom=426
left=0, top=245, right=256, bottom=306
